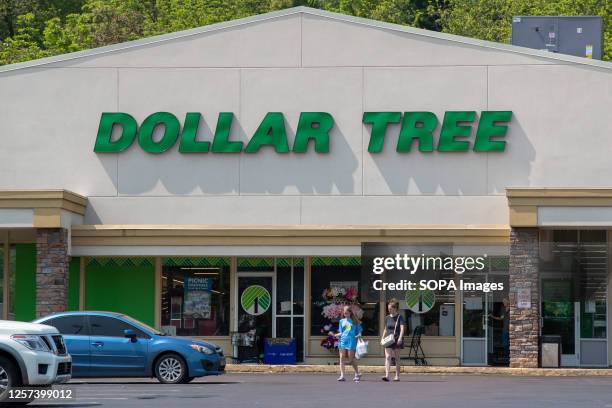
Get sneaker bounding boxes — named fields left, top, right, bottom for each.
left=354, top=373, right=362, bottom=382
left=337, top=376, right=346, bottom=382
left=381, top=377, right=389, bottom=382
left=393, top=377, right=400, bottom=382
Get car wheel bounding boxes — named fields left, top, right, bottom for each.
left=155, top=354, right=187, bottom=384
left=0, top=356, right=32, bottom=405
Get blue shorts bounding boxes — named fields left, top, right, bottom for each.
left=338, top=337, right=357, bottom=351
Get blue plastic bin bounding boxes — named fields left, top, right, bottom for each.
left=263, top=338, right=297, bottom=364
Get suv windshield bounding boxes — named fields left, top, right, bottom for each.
left=120, top=315, right=165, bottom=335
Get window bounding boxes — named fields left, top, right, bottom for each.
left=274, top=258, right=305, bottom=362
left=310, top=257, right=379, bottom=336
left=48, top=316, right=89, bottom=335
left=0, top=247, right=3, bottom=318
left=161, top=257, right=230, bottom=336
left=385, top=266, right=457, bottom=337
left=540, top=230, right=608, bottom=340
left=89, top=316, right=147, bottom=338
left=401, top=271, right=456, bottom=337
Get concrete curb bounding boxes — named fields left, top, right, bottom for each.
left=226, top=364, right=612, bottom=376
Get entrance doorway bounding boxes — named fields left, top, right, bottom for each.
left=541, top=277, right=578, bottom=366
left=235, top=273, right=274, bottom=362
left=541, top=276, right=608, bottom=367
left=234, top=258, right=306, bottom=363
left=539, top=229, right=609, bottom=367
left=461, top=273, right=509, bottom=366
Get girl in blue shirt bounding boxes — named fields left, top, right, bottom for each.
left=329, top=305, right=363, bottom=382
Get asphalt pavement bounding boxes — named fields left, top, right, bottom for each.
left=29, top=373, right=612, bottom=408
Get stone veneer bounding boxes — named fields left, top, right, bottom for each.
left=509, top=227, right=540, bottom=368
left=36, top=228, right=70, bottom=318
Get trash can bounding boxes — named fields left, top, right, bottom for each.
left=540, top=335, right=562, bottom=367
left=264, top=338, right=296, bottom=364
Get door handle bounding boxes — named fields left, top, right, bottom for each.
left=92, top=341, right=104, bottom=347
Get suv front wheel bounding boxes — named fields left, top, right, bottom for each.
left=155, top=354, right=187, bottom=384
left=0, top=355, right=32, bottom=405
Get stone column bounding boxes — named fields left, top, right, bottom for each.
left=36, top=228, right=70, bottom=318
left=509, top=227, right=540, bottom=368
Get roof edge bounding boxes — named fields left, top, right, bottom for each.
left=0, top=6, right=610, bottom=73
left=0, top=7, right=304, bottom=73
left=303, top=7, right=611, bottom=69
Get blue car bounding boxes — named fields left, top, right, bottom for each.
left=33, top=311, right=225, bottom=383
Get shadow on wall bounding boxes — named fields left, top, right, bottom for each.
left=368, top=115, right=535, bottom=195
left=486, top=119, right=535, bottom=194
left=238, top=121, right=358, bottom=194
left=114, top=116, right=242, bottom=196
left=99, top=114, right=360, bottom=196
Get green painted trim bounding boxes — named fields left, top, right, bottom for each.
left=276, top=258, right=291, bottom=268
left=311, top=257, right=361, bottom=267
left=86, top=257, right=154, bottom=268
left=68, top=257, right=80, bottom=311
left=14, top=244, right=36, bottom=322
left=162, top=257, right=230, bottom=267
left=238, top=257, right=274, bottom=268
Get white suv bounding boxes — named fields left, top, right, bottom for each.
left=0, top=320, right=72, bottom=405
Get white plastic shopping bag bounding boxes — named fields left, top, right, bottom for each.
left=355, top=338, right=369, bottom=359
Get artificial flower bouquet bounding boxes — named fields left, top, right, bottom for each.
left=319, top=285, right=364, bottom=345
left=320, top=324, right=338, bottom=350
left=321, top=303, right=364, bottom=320
left=321, top=286, right=358, bottom=303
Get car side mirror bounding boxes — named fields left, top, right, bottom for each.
left=124, top=329, right=138, bottom=342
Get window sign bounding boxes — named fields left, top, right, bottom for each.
left=161, top=258, right=230, bottom=336
left=465, top=296, right=483, bottom=311
left=517, top=288, right=531, bottom=309
left=241, top=285, right=271, bottom=316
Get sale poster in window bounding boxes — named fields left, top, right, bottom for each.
left=184, top=277, right=212, bottom=319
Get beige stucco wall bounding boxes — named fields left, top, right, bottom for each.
left=0, top=11, right=610, bottom=228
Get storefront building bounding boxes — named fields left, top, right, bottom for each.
left=0, top=7, right=610, bottom=368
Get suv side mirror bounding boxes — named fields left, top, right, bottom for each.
left=124, top=329, right=138, bottom=342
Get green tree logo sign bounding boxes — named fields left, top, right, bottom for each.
left=405, top=288, right=436, bottom=314
left=241, top=285, right=271, bottom=316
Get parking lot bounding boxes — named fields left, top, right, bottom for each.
left=27, top=373, right=612, bottom=408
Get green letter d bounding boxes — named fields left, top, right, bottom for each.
left=94, top=112, right=137, bottom=152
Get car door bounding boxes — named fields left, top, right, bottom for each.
left=45, top=315, right=90, bottom=376
left=88, top=315, right=149, bottom=377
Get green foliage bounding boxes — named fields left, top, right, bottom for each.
left=436, top=0, right=611, bottom=61
left=0, top=0, right=609, bottom=65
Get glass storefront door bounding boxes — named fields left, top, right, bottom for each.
left=237, top=274, right=275, bottom=337
left=486, top=275, right=510, bottom=366
left=540, top=230, right=609, bottom=367
left=461, top=273, right=509, bottom=366
left=541, top=278, right=579, bottom=366
left=235, top=258, right=305, bottom=363
left=236, top=273, right=274, bottom=363
left=462, top=274, right=488, bottom=365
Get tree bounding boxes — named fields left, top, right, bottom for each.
left=0, top=13, right=46, bottom=65
left=434, top=0, right=611, bottom=61
left=0, top=0, right=84, bottom=41
left=0, top=0, right=609, bottom=65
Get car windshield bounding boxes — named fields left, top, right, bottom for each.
left=120, top=315, right=165, bottom=336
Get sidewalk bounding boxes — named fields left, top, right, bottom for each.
left=226, top=363, right=612, bottom=377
